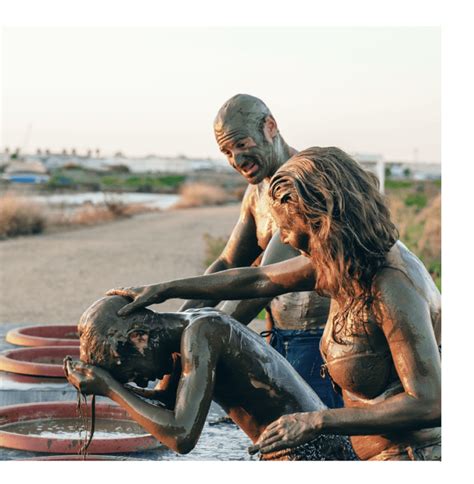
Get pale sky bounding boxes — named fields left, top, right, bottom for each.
left=2, top=27, right=440, bottom=162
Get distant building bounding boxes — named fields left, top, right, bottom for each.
left=386, top=161, right=441, bottom=181
left=352, top=152, right=385, bottom=193
left=2, top=159, right=50, bottom=184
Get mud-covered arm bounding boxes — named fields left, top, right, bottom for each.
left=106, top=321, right=218, bottom=454
left=125, top=355, right=181, bottom=409
left=255, top=269, right=441, bottom=453
left=109, top=255, right=315, bottom=317
left=220, top=231, right=301, bottom=325
left=179, top=187, right=262, bottom=311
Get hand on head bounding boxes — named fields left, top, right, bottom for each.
left=106, top=285, right=166, bottom=316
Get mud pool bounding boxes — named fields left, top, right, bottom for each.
left=0, top=323, right=255, bottom=461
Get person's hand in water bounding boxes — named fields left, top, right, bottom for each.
left=106, top=284, right=168, bottom=316
left=63, top=357, right=113, bottom=397
left=249, top=412, right=322, bottom=455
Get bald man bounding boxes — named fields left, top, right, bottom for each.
left=179, top=94, right=342, bottom=408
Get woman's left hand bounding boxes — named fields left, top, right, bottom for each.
left=63, top=357, right=113, bottom=397
left=253, top=412, right=322, bottom=455
left=106, top=284, right=168, bottom=316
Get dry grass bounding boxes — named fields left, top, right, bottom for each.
left=415, top=193, right=441, bottom=261
left=51, top=201, right=154, bottom=227
left=0, top=193, right=47, bottom=239
left=386, top=181, right=441, bottom=289
left=203, top=232, right=228, bottom=268
left=174, top=183, right=235, bottom=209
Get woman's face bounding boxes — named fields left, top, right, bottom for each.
left=270, top=201, right=311, bottom=256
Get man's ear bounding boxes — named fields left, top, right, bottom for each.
left=128, top=330, right=149, bottom=355
left=263, top=115, right=278, bottom=143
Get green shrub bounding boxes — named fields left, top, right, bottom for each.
left=101, top=176, right=120, bottom=186
left=404, top=193, right=427, bottom=209
left=47, top=174, right=75, bottom=188
left=385, top=180, right=413, bottom=189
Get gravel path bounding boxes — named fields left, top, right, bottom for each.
left=0, top=205, right=240, bottom=325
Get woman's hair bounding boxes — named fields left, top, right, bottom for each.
left=269, top=147, right=398, bottom=342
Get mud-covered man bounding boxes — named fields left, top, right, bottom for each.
left=64, top=296, right=356, bottom=460
left=178, top=94, right=342, bottom=407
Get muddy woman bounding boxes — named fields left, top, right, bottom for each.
left=64, top=296, right=356, bottom=460
left=180, top=94, right=342, bottom=408
left=109, top=147, right=441, bottom=461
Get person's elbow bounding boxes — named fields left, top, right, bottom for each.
left=411, top=386, right=441, bottom=428
left=205, top=256, right=232, bottom=274
left=173, top=434, right=198, bottom=454
left=422, top=395, right=441, bottom=427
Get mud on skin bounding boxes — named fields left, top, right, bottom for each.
left=64, top=296, right=356, bottom=460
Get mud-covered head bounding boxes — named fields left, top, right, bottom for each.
left=214, top=94, right=283, bottom=184
left=78, top=296, right=168, bottom=387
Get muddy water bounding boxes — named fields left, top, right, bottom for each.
left=0, top=417, right=147, bottom=440
left=0, top=403, right=254, bottom=460
left=0, top=324, right=254, bottom=460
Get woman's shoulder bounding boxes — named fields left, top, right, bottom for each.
left=373, top=242, right=440, bottom=313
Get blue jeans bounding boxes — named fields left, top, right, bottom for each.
left=262, top=327, right=344, bottom=409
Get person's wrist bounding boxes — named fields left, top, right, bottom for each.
left=310, top=410, right=327, bottom=433
left=103, top=375, right=120, bottom=398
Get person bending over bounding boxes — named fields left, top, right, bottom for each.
left=64, top=295, right=356, bottom=461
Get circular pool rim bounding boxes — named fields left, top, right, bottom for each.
left=6, top=325, right=79, bottom=347
left=0, top=346, right=80, bottom=378
left=19, top=454, right=146, bottom=461
left=0, top=401, right=160, bottom=454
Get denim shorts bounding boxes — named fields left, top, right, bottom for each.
left=261, top=327, right=344, bottom=409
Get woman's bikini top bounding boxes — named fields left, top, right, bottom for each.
left=320, top=312, right=398, bottom=399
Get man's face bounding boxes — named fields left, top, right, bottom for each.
left=216, top=128, right=276, bottom=184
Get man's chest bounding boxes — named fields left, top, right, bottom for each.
left=250, top=184, right=278, bottom=250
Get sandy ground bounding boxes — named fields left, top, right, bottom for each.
left=0, top=205, right=244, bottom=325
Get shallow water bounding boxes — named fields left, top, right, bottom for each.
left=30, top=192, right=179, bottom=209
left=0, top=324, right=254, bottom=460
left=0, top=403, right=254, bottom=460
left=155, top=406, right=254, bottom=461
left=0, top=417, right=147, bottom=440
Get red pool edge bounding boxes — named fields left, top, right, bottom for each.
left=0, top=346, right=80, bottom=378
left=6, top=325, right=80, bottom=347
left=20, top=454, right=146, bottom=461
left=0, top=401, right=161, bottom=454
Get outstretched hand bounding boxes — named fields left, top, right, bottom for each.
left=248, top=412, right=321, bottom=455
left=63, top=356, right=113, bottom=397
left=106, top=284, right=167, bottom=316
